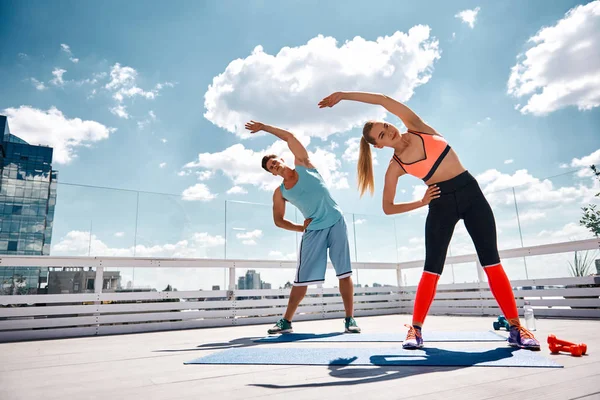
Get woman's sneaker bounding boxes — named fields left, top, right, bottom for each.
left=508, top=325, right=540, bottom=350
left=267, top=318, right=293, bottom=334
left=344, top=317, right=361, bottom=333
left=402, top=324, right=423, bottom=349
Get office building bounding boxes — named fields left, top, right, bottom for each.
left=0, top=115, right=58, bottom=295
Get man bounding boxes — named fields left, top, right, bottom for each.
left=245, top=120, right=360, bottom=335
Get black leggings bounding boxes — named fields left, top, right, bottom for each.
left=424, top=171, right=500, bottom=275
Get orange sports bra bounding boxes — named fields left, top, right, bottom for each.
left=391, top=129, right=451, bottom=182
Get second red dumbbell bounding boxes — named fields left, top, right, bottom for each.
left=548, top=335, right=587, bottom=357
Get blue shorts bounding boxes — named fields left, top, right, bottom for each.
left=294, top=217, right=353, bottom=286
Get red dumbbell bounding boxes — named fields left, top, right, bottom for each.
left=547, top=335, right=587, bottom=357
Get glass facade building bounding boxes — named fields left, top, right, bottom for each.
left=0, top=115, right=58, bottom=294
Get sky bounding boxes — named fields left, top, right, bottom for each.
left=0, top=0, right=599, bottom=290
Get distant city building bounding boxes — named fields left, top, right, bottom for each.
left=0, top=115, right=58, bottom=295
left=47, top=267, right=121, bottom=294
left=237, top=270, right=271, bottom=290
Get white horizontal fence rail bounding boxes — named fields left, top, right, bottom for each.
left=397, top=276, right=600, bottom=319
left=0, top=238, right=598, bottom=342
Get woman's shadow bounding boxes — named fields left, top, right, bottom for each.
left=250, top=346, right=520, bottom=389
left=153, top=336, right=263, bottom=353
left=154, top=332, right=347, bottom=353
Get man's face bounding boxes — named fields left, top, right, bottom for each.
left=266, top=157, right=286, bottom=176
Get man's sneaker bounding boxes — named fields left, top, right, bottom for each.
left=402, top=324, right=423, bottom=349
left=344, top=317, right=361, bottom=333
left=508, top=325, right=540, bottom=350
left=267, top=318, right=293, bottom=334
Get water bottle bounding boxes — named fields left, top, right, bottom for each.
left=524, top=301, right=536, bottom=331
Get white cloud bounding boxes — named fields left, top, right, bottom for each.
left=191, top=232, right=226, bottom=247
left=50, top=68, right=67, bottom=86
left=236, top=229, right=263, bottom=240
left=476, top=116, right=491, bottom=125
left=504, top=159, right=514, bottom=164
left=2, top=106, right=115, bottom=164
left=177, top=171, right=190, bottom=177
left=184, top=136, right=347, bottom=191
left=342, top=137, right=378, bottom=165
left=184, top=132, right=348, bottom=190
left=237, top=229, right=262, bottom=246
left=268, top=250, right=297, bottom=260
left=52, top=230, right=224, bottom=257
left=61, top=44, right=79, bottom=63
left=159, top=162, right=167, bottom=168
left=408, top=236, right=424, bottom=245
left=309, top=147, right=349, bottom=189
left=105, top=63, right=138, bottom=91
left=161, top=138, right=168, bottom=143
left=181, top=183, right=216, bottom=201
left=508, top=1, right=600, bottom=115
left=105, top=64, right=171, bottom=100
left=18, top=53, right=28, bottom=59
left=566, top=149, right=600, bottom=177
left=455, top=7, right=481, bottom=29
left=412, top=185, right=427, bottom=201
left=536, top=222, right=592, bottom=241
left=227, top=186, right=248, bottom=195
left=155, top=82, right=176, bottom=90
left=477, top=168, right=599, bottom=207
left=197, top=170, right=214, bottom=181
left=518, top=210, right=546, bottom=223
left=568, top=149, right=598, bottom=167
left=110, top=105, right=129, bottom=119
left=114, top=232, right=125, bottom=237
left=204, top=27, right=440, bottom=139
left=137, top=111, right=158, bottom=129
left=30, top=78, right=46, bottom=91
left=354, top=218, right=366, bottom=225
left=105, top=64, right=173, bottom=116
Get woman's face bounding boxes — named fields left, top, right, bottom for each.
left=368, top=121, right=402, bottom=149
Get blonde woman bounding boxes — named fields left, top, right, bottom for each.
left=318, top=91, right=539, bottom=350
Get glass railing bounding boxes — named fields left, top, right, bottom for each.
left=0, top=166, right=597, bottom=293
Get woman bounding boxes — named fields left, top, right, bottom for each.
left=318, top=91, right=540, bottom=350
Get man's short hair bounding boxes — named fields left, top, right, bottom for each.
left=261, top=154, right=277, bottom=172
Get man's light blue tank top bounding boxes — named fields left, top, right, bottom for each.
left=280, top=165, right=343, bottom=231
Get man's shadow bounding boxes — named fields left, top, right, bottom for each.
left=153, top=336, right=263, bottom=353
left=153, top=332, right=349, bottom=353
left=250, top=346, right=520, bottom=389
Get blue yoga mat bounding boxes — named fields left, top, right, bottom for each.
left=185, top=347, right=561, bottom=368
left=254, top=331, right=507, bottom=343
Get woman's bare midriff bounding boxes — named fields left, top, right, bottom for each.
left=424, top=149, right=467, bottom=185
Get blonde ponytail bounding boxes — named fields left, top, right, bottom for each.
left=357, top=136, right=375, bottom=197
